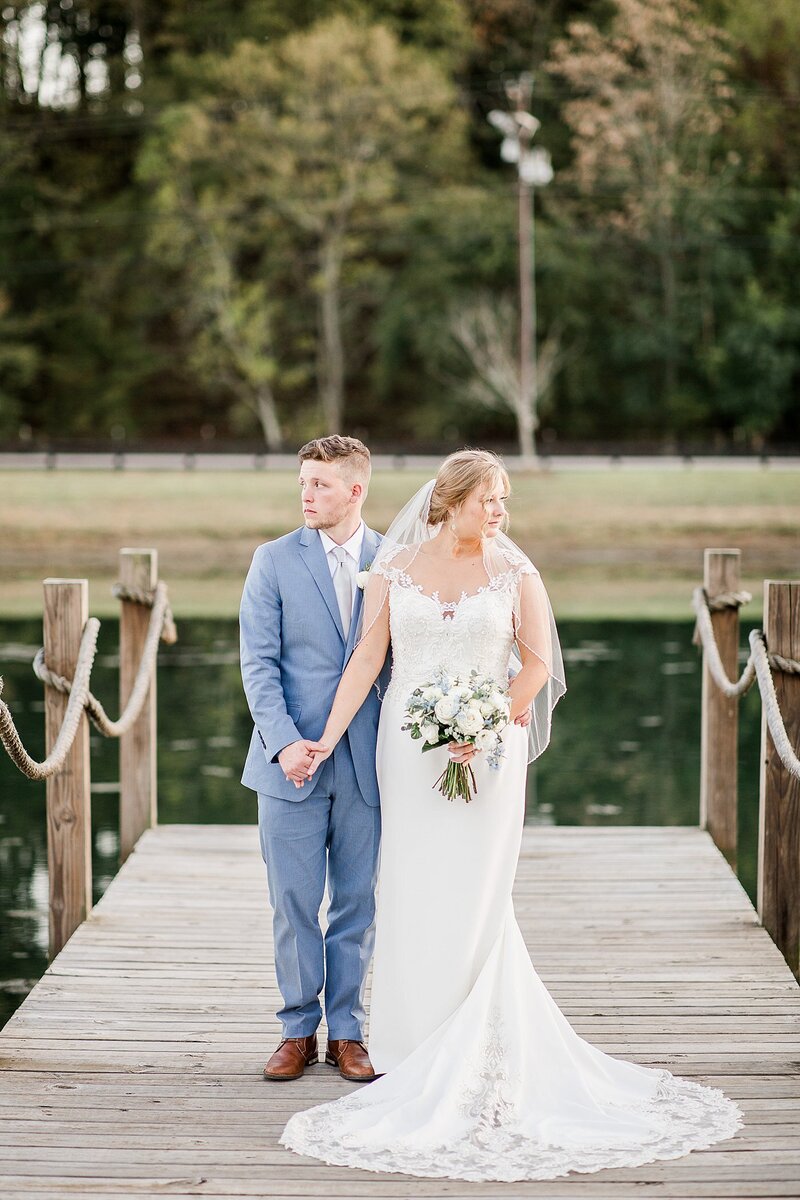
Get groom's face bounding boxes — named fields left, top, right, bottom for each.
left=299, top=459, right=360, bottom=530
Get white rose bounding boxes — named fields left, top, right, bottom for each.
left=423, top=685, right=444, bottom=703
left=421, top=721, right=441, bottom=745
left=479, top=700, right=496, bottom=718
left=355, top=570, right=371, bottom=590
left=434, top=694, right=460, bottom=724
left=455, top=708, right=484, bottom=736
left=475, top=729, right=498, bottom=752
left=490, top=690, right=510, bottom=714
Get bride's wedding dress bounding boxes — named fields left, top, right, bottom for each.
left=281, top=553, right=743, bottom=1182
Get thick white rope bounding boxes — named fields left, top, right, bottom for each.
left=32, top=580, right=173, bottom=738
left=749, top=628, right=800, bottom=781
left=692, top=586, right=800, bottom=780
left=0, top=581, right=176, bottom=779
left=0, top=618, right=100, bottom=780
left=691, top=586, right=757, bottom=698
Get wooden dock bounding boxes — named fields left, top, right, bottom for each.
left=1, top=823, right=799, bottom=1198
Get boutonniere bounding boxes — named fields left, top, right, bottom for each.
left=356, top=561, right=373, bottom=590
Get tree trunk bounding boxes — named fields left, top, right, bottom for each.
left=516, top=396, right=536, bottom=460
left=657, top=217, right=678, bottom=406
left=255, top=385, right=282, bottom=451
left=317, top=229, right=345, bottom=433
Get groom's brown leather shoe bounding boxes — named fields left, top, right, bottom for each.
left=263, top=1034, right=318, bottom=1081
left=326, top=1038, right=378, bottom=1082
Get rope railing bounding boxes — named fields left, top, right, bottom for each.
left=748, top=628, right=800, bottom=783
left=691, top=585, right=800, bottom=780
left=0, top=617, right=100, bottom=781
left=0, top=579, right=176, bottom=781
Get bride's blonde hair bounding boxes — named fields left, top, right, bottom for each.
left=428, top=449, right=511, bottom=532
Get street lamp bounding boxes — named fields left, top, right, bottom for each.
left=488, top=74, right=553, bottom=463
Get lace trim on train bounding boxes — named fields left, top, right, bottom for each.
left=280, top=1009, right=744, bottom=1183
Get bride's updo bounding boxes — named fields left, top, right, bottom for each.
left=428, top=449, right=510, bottom=529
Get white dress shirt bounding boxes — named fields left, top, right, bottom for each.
left=318, top=521, right=365, bottom=578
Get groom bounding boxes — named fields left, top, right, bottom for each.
left=239, top=435, right=389, bottom=1084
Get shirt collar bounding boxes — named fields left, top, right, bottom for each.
left=319, top=521, right=365, bottom=564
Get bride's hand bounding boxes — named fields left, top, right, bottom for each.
left=513, top=706, right=532, bottom=727
left=448, top=741, right=477, bottom=764
left=306, top=744, right=333, bottom=777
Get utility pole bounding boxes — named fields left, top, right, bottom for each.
left=488, top=74, right=553, bottom=464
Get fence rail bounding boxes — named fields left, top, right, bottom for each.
left=0, top=548, right=176, bottom=956
left=693, top=550, right=800, bottom=975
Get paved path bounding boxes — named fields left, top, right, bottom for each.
left=1, top=451, right=798, bottom=471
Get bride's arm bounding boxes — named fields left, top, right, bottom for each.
left=309, top=575, right=391, bottom=771
left=508, top=648, right=550, bottom=719
left=508, top=571, right=554, bottom=719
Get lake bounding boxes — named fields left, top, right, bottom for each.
left=0, top=617, right=763, bottom=1030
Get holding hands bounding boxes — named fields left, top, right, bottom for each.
left=278, top=739, right=328, bottom=788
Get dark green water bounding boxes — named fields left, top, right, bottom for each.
left=0, top=617, right=762, bottom=1031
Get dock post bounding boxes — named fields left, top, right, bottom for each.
left=119, top=549, right=158, bottom=863
left=43, top=578, right=92, bottom=957
left=758, top=580, right=800, bottom=975
left=700, top=548, right=741, bottom=868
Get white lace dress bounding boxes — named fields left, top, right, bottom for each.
left=280, top=565, right=744, bottom=1182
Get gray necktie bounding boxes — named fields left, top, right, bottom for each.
left=331, top=546, right=354, bottom=638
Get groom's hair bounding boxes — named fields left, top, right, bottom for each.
left=298, top=436, right=371, bottom=487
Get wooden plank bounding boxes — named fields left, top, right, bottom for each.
left=0, top=824, right=799, bottom=1199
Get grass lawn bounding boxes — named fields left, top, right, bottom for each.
left=2, top=466, right=798, bottom=621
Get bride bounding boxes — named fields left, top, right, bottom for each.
left=280, top=448, right=743, bottom=1182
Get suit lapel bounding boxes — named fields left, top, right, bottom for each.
left=298, top=525, right=345, bottom=643
left=345, top=526, right=380, bottom=658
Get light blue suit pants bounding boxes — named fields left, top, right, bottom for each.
left=257, top=742, right=381, bottom=1041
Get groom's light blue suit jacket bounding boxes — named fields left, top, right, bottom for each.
left=239, top=523, right=388, bottom=805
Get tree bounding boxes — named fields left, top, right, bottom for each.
left=544, top=0, right=736, bottom=406
left=448, top=293, right=567, bottom=456
left=138, top=16, right=470, bottom=440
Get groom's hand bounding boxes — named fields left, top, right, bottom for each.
left=278, top=740, right=327, bottom=788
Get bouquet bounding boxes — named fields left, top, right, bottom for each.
left=401, top=669, right=511, bottom=803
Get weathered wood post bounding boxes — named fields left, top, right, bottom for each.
left=699, top=548, right=741, bottom=868
left=119, top=548, right=158, bottom=863
left=757, top=580, right=800, bottom=976
left=43, top=578, right=92, bottom=957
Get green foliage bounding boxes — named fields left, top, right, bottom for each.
left=136, top=16, right=474, bottom=441
left=0, top=0, right=798, bottom=448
